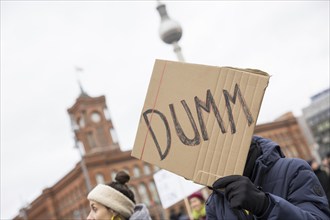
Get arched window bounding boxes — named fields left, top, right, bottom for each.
left=129, top=186, right=140, bottom=203
left=87, top=132, right=96, bottom=148
left=96, top=173, right=105, bottom=184
left=138, top=183, right=150, bottom=206
left=148, top=181, right=160, bottom=204
left=133, top=166, right=141, bottom=178
left=78, top=117, right=85, bottom=128
left=110, top=128, right=119, bottom=144
left=81, top=205, right=88, bottom=219
left=143, top=164, right=151, bottom=175
left=73, top=210, right=81, bottom=220
left=111, top=170, right=117, bottom=181
left=289, top=145, right=298, bottom=158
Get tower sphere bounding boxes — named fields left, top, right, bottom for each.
left=157, top=3, right=182, bottom=44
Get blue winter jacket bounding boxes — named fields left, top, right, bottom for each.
left=206, top=136, right=330, bottom=219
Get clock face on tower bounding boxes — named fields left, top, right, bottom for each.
left=91, top=112, right=101, bottom=123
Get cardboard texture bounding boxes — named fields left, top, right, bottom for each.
left=131, top=59, right=270, bottom=186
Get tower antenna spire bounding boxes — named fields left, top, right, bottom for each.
left=75, top=66, right=89, bottom=97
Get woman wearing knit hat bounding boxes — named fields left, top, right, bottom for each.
left=188, top=191, right=206, bottom=220
left=87, top=171, right=151, bottom=220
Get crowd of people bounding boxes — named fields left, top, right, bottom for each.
left=85, top=136, right=330, bottom=220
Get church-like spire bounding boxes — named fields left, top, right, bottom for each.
left=75, top=66, right=90, bottom=98
left=77, top=78, right=89, bottom=98
left=68, top=66, right=120, bottom=155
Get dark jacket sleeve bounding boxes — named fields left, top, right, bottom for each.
left=265, top=165, right=330, bottom=219
left=205, top=194, right=218, bottom=220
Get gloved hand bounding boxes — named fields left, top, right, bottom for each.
left=212, top=175, right=269, bottom=216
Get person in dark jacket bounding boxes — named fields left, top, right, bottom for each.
left=206, top=136, right=330, bottom=219
left=308, top=159, right=330, bottom=208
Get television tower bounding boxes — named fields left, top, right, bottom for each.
left=156, top=1, right=185, bottom=62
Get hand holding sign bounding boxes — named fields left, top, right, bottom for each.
left=212, top=175, right=269, bottom=216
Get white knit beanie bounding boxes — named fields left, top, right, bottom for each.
left=87, top=184, right=135, bottom=218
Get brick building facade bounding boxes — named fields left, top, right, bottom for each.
left=254, top=112, right=312, bottom=160
left=13, top=91, right=173, bottom=220
left=13, top=91, right=312, bottom=219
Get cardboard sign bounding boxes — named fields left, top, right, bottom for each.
left=153, top=169, right=204, bottom=209
left=132, top=59, right=270, bottom=186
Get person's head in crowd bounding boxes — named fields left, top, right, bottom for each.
left=87, top=171, right=135, bottom=220
left=188, top=191, right=205, bottom=212
left=323, top=152, right=330, bottom=167
left=188, top=191, right=206, bottom=220
left=307, top=159, right=320, bottom=171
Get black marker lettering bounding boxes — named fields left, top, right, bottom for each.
left=143, top=109, right=171, bottom=160
left=195, top=89, right=226, bottom=141
left=223, top=84, right=254, bottom=134
left=169, top=100, right=200, bottom=146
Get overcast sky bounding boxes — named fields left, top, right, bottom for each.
left=1, top=1, right=329, bottom=219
